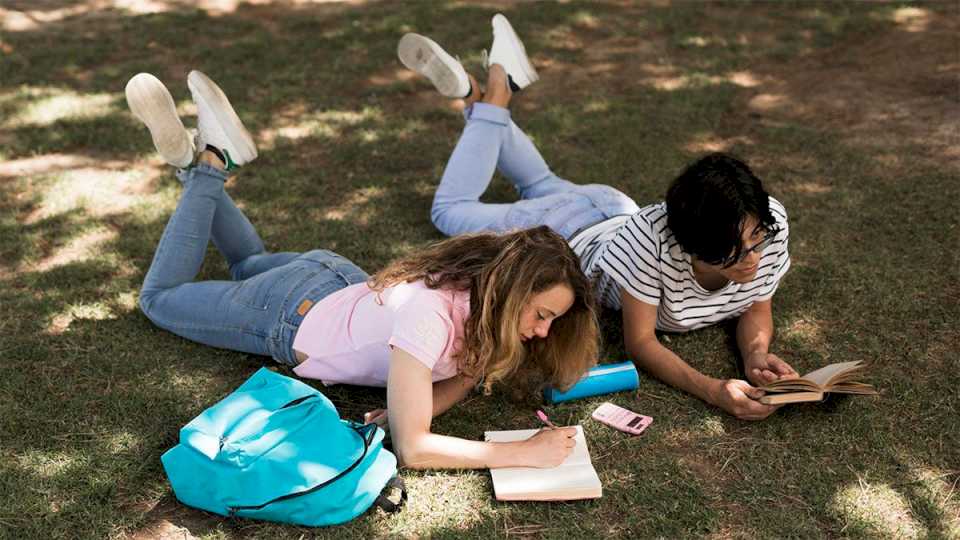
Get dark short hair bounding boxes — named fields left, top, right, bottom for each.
left=665, top=153, right=775, bottom=264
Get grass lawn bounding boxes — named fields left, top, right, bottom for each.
left=1, top=1, right=958, bottom=538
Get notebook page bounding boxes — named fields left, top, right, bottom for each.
left=484, top=426, right=591, bottom=467
left=484, top=426, right=601, bottom=499
left=488, top=461, right=601, bottom=500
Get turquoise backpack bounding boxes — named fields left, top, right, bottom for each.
left=161, top=367, right=405, bottom=526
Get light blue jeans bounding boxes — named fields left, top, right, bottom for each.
left=139, top=164, right=368, bottom=365
left=431, top=103, right=640, bottom=239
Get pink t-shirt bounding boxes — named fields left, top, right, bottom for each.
left=292, top=280, right=469, bottom=387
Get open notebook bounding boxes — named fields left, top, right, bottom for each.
left=483, top=425, right=602, bottom=501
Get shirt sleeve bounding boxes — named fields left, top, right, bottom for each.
left=597, top=212, right=663, bottom=305
left=388, top=290, right=454, bottom=371
left=756, top=197, right=791, bottom=301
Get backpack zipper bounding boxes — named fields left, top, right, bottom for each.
left=279, top=394, right=316, bottom=409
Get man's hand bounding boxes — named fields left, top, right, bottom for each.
left=743, top=352, right=798, bottom=386
left=710, top=379, right=779, bottom=420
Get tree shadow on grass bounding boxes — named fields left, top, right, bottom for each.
left=2, top=0, right=958, bottom=538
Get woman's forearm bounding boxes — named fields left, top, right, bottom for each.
left=397, top=432, right=525, bottom=469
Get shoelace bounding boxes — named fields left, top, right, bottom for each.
left=188, top=127, right=203, bottom=165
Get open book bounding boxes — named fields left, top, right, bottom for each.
left=484, top=425, right=602, bottom=501
left=759, top=360, right=878, bottom=405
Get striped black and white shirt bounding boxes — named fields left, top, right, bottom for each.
left=572, top=198, right=791, bottom=333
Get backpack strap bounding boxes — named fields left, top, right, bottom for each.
left=373, top=476, right=407, bottom=514
left=228, top=422, right=377, bottom=514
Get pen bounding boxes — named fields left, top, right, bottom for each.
left=536, top=409, right=558, bottom=430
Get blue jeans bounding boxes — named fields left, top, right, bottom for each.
left=431, top=103, right=640, bottom=239
left=139, top=164, right=368, bottom=365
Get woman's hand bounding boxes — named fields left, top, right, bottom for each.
left=363, top=408, right=388, bottom=427
left=517, top=427, right=578, bottom=468
left=710, top=379, right=779, bottom=421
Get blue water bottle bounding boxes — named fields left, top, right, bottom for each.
left=543, top=361, right=640, bottom=404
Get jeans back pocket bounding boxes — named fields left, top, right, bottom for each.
left=232, top=264, right=310, bottom=311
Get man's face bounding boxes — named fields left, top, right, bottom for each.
left=703, top=215, right=769, bottom=284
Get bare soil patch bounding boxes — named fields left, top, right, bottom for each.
left=741, top=7, right=959, bottom=171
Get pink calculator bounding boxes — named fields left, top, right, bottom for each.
left=591, top=402, right=653, bottom=435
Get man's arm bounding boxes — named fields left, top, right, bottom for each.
left=621, top=290, right=778, bottom=420
left=736, top=299, right=798, bottom=385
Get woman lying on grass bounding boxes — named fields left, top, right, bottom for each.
left=399, top=14, right=796, bottom=421
left=124, top=70, right=599, bottom=469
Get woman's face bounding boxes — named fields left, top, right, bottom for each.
left=518, top=283, right=575, bottom=342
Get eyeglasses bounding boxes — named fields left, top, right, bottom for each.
left=717, top=226, right=779, bottom=268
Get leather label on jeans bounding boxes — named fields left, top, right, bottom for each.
left=297, top=299, right=314, bottom=316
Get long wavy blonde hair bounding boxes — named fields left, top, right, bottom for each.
left=368, top=226, right=599, bottom=394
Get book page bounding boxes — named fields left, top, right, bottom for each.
left=763, top=379, right=820, bottom=392
left=759, top=391, right=824, bottom=405
left=801, top=360, right=865, bottom=388
left=484, top=426, right=602, bottom=501
left=829, top=382, right=879, bottom=395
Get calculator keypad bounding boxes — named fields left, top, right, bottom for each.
left=593, top=403, right=652, bottom=434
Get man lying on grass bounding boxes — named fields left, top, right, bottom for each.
left=398, top=14, right=798, bottom=420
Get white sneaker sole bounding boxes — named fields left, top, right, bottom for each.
left=397, top=33, right=470, bottom=98
left=491, top=13, right=539, bottom=89
left=124, top=73, right=194, bottom=168
left=187, top=70, right=257, bottom=166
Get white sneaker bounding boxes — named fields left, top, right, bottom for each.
left=397, top=33, right=471, bottom=98
left=486, top=13, right=539, bottom=90
left=187, top=70, right=257, bottom=170
left=125, top=73, right=195, bottom=168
